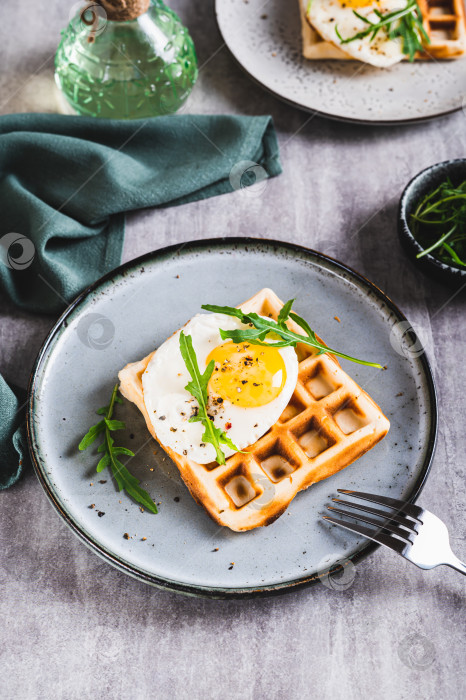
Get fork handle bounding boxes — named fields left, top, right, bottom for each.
left=445, top=554, right=466, bottom=576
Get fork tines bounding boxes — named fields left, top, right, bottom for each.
left=322, top=489, right=423, bottom=555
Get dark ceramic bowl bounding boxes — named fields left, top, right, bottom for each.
left=398, top=159, right=466, bottom=289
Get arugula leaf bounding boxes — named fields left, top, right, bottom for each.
left=277, top=298, right=295, bottom=327
left=202, top=302, right=382, bottom=369
left=179, top=331, right=242, bottom=465
left=335, top=0, right=430, bottom=62
left=410, top=177, right=466, bottom=269
left=79, top=384, right=158, bottom=514
left=104, top=419, right=126, bottom=431
left=78, top=420, right=105, bottom=450
left=96, top=453, right=110, bottom=472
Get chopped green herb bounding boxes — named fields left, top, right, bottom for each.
left=410, top=177, right=466, bottom=269
left=79, top=384, right=158, bottom=513
left=179, top=332, right=242, bottom=465
left=335, top=0, right=430, bottom=62
left=201, top=301, right=382, bottom=369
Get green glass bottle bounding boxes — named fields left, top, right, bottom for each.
left=55, top=0, right=198, bottom=119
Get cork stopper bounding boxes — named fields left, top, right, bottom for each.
left=98, top=0, right=150, bottom=21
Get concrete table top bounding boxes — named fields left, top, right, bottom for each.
left=0, top=1, right=464, bottom=698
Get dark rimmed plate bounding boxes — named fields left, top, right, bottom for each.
left=27, top=238, right=437, bottom=598
left=215, top=0, right=465, bottom=125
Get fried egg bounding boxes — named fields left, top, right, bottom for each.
left=308, top=0, right=407, bottom=68
left=142, top=313, right=298, bottom=464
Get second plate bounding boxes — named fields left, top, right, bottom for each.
left=215, top=0, right=465, bottom=124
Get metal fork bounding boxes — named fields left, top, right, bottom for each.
left=323, top=489, right=466, bottom=575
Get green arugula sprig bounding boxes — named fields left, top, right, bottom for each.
left=79, top=384, right=158, bottom=513
left=335, top=0, right=430, bottom=62
left=179, top=332, right=241, bottom=465
left=201, top=300, right=382, bottom=369
left=410, top=178, right=466, bottom=269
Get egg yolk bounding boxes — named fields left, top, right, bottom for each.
left=206, top=342, right=287, bottom=408
left=339, top=0, right=377, bottom=7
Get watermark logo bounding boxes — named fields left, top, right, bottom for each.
left=397, top=633, right=436, bottom=669
left=229, top=160, right=268, bottom=197
left=248, top=473, right=276, bottom=511
left=390, top=320, right=430, bottom=360
left=70, top=2, right=107, bottom=41
left=77, top=313, right=115, bottom=350
left=0, top=233, right=35, bottom=270
left=316, top=555, right=356, bottom=591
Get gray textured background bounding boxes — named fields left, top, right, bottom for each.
left=0, top=1, right=465, bottom=699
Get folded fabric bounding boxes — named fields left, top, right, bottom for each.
left=0, top=112, right=282, bottom=488
left=0, top=377, right=28, bottom=489
left=0, top=112, right=281, bottom=313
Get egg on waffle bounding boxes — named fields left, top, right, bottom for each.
left=140, top=311, right=299, bottom=464
left=119, top=289, right=390, bottom=532
left=300, top=0, right=466, bottom=65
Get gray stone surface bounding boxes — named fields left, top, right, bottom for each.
left=0, top=1, right=465, bottom=699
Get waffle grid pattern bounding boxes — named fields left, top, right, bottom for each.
left=119, top=289, right=390, bottom=531
left=419, top=0, right=466, bottom=57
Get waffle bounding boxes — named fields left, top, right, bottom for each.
left=300, top=0, right=466, bottom=61
left=118, top=289, right=390, bottom=532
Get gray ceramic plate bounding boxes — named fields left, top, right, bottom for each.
left=215, top=0, right=466, bottom=125
left=28, top=238, right=437, bottom=598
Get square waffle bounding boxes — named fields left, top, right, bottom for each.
left=300, top=0, right=466, bottom=61
left=118, top=289, right=390, bottom=532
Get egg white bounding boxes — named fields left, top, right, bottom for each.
left=142, top=313, right=299, bottom=464
left=308, top=0, right=407, bottom=68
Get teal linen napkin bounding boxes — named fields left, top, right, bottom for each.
left=0, top=378, right=28, bottom=489
left=0, top=112, right=282, bottom=489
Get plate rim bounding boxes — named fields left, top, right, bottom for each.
left=27, top=237, right=438, bottom=599
left=214, top=0, right=462, bottom=126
